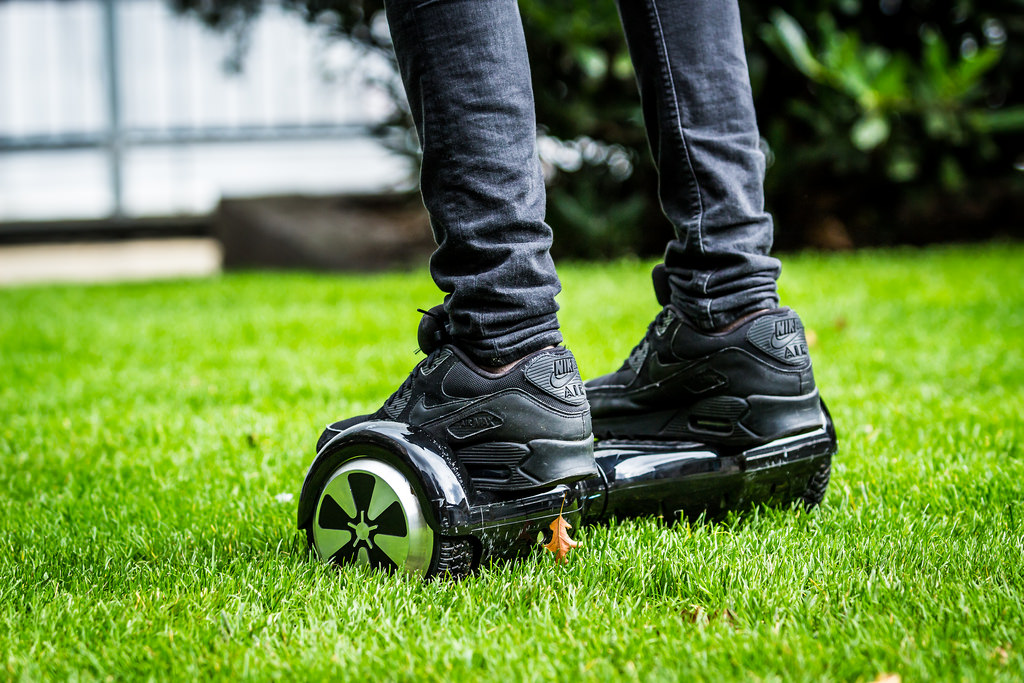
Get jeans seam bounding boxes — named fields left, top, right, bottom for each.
left=413, top=2, right=456, bottom=238
left=646, top=0, right=706, bottom=256
left=703, top=271, right=714, bottom=325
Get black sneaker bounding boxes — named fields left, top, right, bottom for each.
left=585, top=266, right=824, bottom=447
left=317, top=306, right=598, bottom=492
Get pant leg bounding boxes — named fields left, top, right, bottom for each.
left=384, top=0, right=561, bottom=366
left=614, top=0, right=781, bottom=330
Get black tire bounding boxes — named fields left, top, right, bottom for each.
left=800, top=458, right=831, bottom=509
left=431, top=537, right=475, bottom=580
left=303, top=524, right=475, bottom=580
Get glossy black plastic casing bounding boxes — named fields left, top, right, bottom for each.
left=299, top=404, right=837, bottom=567
left=579, top=404, right=836, bottom=521
left=298, top=420, right=581, bottom=566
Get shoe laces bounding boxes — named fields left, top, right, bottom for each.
left=382, top=347, right=442, bottom=414
left=417, top=306, right=452, bottom=354
left=621, top=307, right=673, bottom=373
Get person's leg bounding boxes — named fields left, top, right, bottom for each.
left=316, top=0, right=596, bottom=494
left=385, top=0, right=561, bottom=366
left=615, top=0, right=780, bottom=330
left=586, top=0, right=824, bottom=446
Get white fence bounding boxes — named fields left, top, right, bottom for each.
left=0, top=0, right=409, bottom=224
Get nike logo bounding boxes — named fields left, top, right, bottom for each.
left=770, top=331, right=800, bottom=349
left=550, top=372, right=575, bottom=388
left=407, top=395, right=474, bottom=424
left=549, top=356, right=578, bottom=388
left=770, top=318, right=802, bottom=349
left=523, top=351, right=588, bottom=406
left=646, top=352, right=693, bottom=383
left=747, top=314, right=809, bottom=366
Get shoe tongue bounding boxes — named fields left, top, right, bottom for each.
left=417, top=304, right=452, bottom=354
left=652, top=263, right=671, bottom=307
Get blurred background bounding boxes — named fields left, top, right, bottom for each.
left=1, top=0, right=1022, bottom=283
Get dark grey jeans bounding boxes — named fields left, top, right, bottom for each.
left=385, top=0, right=781, bottom=366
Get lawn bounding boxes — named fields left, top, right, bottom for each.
left=1, top=244, right=1022, bottom=681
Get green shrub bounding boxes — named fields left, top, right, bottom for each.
left=173, top=0, right=1024, bottom=253
left=744, top=1, right=1024, bottom=247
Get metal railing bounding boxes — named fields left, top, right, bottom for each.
left=0, top=0, right=392, bottom=222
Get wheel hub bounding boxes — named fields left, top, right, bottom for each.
left=312, top=458, right=434, bottom=576
left=349, top=513, right=376, bottom=545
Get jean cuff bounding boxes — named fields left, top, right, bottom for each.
left=454, top=314, right=563, bottom=367
left=673, top=293, right=779, bottom=331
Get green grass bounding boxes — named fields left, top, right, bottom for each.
left=1, top=244, right=1022, bottom=681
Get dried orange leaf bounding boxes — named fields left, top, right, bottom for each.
left=543, top=514, right=578, bottom=564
